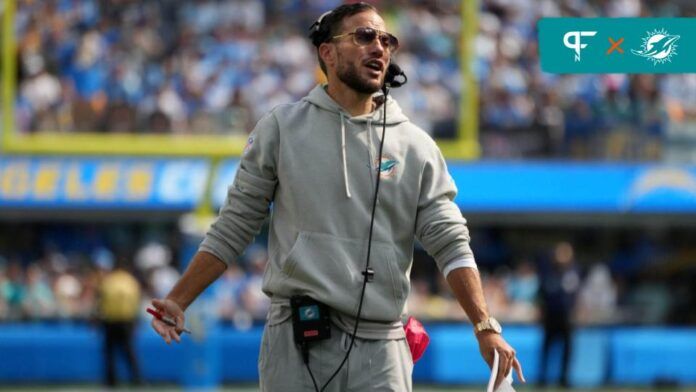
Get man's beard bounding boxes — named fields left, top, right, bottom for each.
left=336, top=60, right=382, bottom=95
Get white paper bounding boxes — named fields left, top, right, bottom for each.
left=486, top=349, right=515, bottom=392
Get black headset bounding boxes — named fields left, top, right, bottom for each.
left=384, top=63, right=407, bottom=89
left=303, top=10, right=407, bottom=392
left=309, top=10, right=333, bottom=47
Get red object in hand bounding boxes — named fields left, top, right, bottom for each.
left=404, top=316, right=429, bottom=362
left=147, top=307, right=191, bottom=334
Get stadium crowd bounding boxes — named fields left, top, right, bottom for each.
left=0, top=224, right=272, bottom=328
left=1, top=224, right=693, bottom=328
left=14, top=0, right=696, bottom=160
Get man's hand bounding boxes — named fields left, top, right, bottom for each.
left=148, top=251, right=227, bottom=344
left=444, top=268, right=525, bottom=388
left=150, top=298, right=186, bottom=344
left=477, top=332, right=525, bottom=389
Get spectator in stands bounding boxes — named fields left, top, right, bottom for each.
left=23, top=264, right=57, bottom=319
left=0, top=261, right=27, bottom=320
left=238, top=246, right=270, bottom=321
left=481, top=270, right=510, bottom=321
left=576, top=263, right=617, bottom=324
left=53, top=265, right=86, bottom=318
left=18, top=54, right=62, bottom=133
left=630, top=74, right=666, bottom=160
left=0, top=260, right=11, bottom=319
left=563, top=99, right=599, bottom=159
left=134, top=241, right=180, bottom=301
left=213, top=262, right=248, bottom=326
left=538, top=241, right=581, bottom=388
left=506, top=260, right=540, bottom=323
left=97, top=254, right=142, bottom=388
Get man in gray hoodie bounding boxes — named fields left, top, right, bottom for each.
left=151, top=3, right=524, bottom=391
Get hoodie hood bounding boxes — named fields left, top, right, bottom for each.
left=302, top=84, right=410, bottom=199
left=303, top=84, right=409, bottom=125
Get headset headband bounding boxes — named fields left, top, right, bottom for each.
left=309, top=10, right=333, bottom=47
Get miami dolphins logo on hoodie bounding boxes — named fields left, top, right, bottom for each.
left=375, top=154, right=399, bottom=179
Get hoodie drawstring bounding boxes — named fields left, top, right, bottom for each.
left=340, top=112, right=352, bottom=199
left=366, top=118, right=380, bottom=205
left=366, top=118, right=374, bottom=180
left=367, top=118, right=373, bottom=159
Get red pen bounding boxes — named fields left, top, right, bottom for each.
left=147, top=307, right=192, bottom=334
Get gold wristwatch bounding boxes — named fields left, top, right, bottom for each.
left=474, top=317, right=502, bottom=335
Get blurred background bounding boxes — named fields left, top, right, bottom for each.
left=1, top=0, right=695, bottom=390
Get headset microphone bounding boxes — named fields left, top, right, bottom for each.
left=384, top=63, right=408, bottom=89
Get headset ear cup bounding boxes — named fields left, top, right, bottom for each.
left=309, top=10, right=333, bottom=47
left=312, top=28, right=325, bottom=47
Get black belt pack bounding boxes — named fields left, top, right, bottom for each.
left=290, top=295, right=331, bottom=344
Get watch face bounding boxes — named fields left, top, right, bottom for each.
left=490, top=318, right=502, bottom=333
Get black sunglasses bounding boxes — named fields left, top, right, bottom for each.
left=331, top=27, right=400, bottom=52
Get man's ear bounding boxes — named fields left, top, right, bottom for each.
left=319, top=42, right=336, bottom=69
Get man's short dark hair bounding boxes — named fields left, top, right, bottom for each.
left=309, top=2, right=378, bottom=75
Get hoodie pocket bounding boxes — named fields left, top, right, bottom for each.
left=280, top=231, right=405, bottom=322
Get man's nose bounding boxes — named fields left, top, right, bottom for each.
left=368, top=37, right=386, bottom=55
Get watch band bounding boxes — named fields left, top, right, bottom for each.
left=474, top=317, right=501, bottom=334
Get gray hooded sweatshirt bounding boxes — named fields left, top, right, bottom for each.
left=200, top=85, right=474, bottom=339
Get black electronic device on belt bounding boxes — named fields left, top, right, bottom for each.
left=290, top=295, right=331, bottom=344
